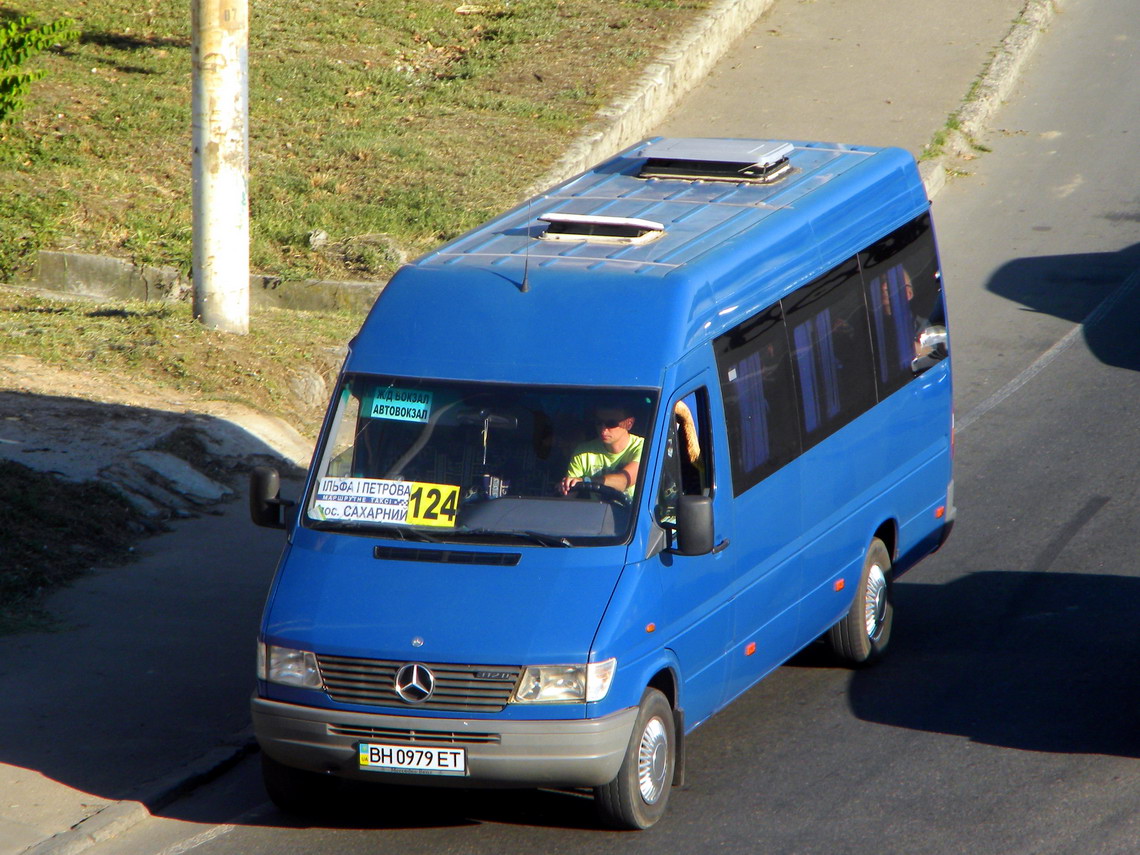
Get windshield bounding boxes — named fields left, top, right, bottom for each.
left=306, top=375, right=659, bottom=545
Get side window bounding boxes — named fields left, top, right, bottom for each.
left=322, top=383, right=363, bottom=477
left=783, top=256, right=878, bottom=450
left=860, top=213, right=947, bottom=397
left=714, top=304, right=801, bottom=496
left=655, top=389, right=712, bottom=527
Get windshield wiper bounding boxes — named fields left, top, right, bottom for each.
left=307, top=519, right=368, bottom=532
left=518, top=530, right=573, bottom=547
left=383, top=525, right=444, bottom=543
left=306, top=520, right=444, bottom=542
left=459, top=527, right=572, bottom=547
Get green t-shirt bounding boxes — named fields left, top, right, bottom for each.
left=565, top=434, right=644, bottom=498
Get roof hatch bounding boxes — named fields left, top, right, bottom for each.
left=538, top=212, right=666, bottom=245
left=635, top=138, right=795, bottom=184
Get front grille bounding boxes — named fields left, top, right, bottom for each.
left=318, top=655, right=521, bottom=712
left=328, top=723, right=501, bottom=745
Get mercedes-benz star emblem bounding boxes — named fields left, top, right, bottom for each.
left=394, top=663, right=435, bottom=704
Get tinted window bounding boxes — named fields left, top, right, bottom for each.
left=713, top=213, right=946, bottom=498
left=860, top=213, right=946, bottom=396
left=714, top=304, right=801, bottom=495
left=783, top=256, right=877, bottom=449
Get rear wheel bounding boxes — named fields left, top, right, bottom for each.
left=828, top=537, right=893, bottom=665
left=594, top=688, right=675, bottom=830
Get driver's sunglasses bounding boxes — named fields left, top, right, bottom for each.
left=595, top=418, right=623, bottom=429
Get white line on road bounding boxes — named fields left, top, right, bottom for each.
left=958, top=266, right=1140, bottom=432
left=155, top=824, right=235, bottom=855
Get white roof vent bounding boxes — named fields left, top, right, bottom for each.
left=538, top=212, right=666, bottom=245
left=636, top=138, right=795, bottom=184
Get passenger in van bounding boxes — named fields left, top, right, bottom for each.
left=875, top=264, right=918, bottom=369
left=559, top=404, right=643, bottom=499
left=655, top=400, right=706, bottom=527
left=673, top=399, right=705, bottom=494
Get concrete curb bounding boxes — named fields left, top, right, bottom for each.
left=12, top=3, right=1063, bottom=854
left=913, top=0, right=1061, bottom=204
left=20, top=733, right=256, bottom=855
left=528, top=0, right=1063, bottom=206
left=527, top=0, right=779, bottom=194
left=898, top=0, right=1063, bottom=203
left=953, top=0, right=1063, bottom=148
left=928, top=0, right=1063, bottom=180
left=23, top=251, right=384, bottom=313
left=15, top=0, right=1062, bottom=310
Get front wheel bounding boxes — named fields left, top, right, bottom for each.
left=828, top=537, right=893, bottom=666
left=594, top=688, right=675, bottom=830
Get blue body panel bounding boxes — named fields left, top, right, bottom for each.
left=346, top=140, right=927, bottom=386
left=263, top=528, right=624, bottom=666
left=260, top=528, right=634, bottom=722
left=258, top=137, right=953, bottom=752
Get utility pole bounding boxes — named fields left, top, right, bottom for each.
left=191, top=0, right=249, bottom=334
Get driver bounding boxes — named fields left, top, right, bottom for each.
left=559, top=404, right=643, bottom=499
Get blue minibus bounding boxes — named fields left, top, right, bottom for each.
left=249, top=137, right=955, bottom=829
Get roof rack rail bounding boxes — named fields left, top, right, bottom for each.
left=635, top=138, right=795, bottom=184
left=538, top=212, right=666, bottom=245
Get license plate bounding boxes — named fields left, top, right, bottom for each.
left=358, top=743, right=467, bottom=776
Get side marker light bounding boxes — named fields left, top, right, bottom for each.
left=834, top=579, right=845, bottom=592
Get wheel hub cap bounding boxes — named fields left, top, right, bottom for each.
left=637, top=717, right=669, bottom=804
left=864, top=563, right=888, bottom=639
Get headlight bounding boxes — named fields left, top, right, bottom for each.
left=512, top=658, right=616, bottom=703
left=259, top=643, right=322, bottom=689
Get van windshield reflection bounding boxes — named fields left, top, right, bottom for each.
left=306, top=375, right=658, bottom=545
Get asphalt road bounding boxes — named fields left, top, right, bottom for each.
left=87, top=0, right=1140, bottom=852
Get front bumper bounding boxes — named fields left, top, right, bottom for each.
left=252, top=696, right=638, bottom=788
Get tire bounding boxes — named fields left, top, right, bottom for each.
left=261, top=753, right=336, bottom=816
left=594, top=688, right=676, bottom=830
left=828, top=537, right=893, bottom=666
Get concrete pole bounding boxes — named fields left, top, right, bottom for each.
left=191, top=0, right=249, bottom=334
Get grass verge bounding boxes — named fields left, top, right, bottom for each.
left=1, top=288, right=361, bottom=434
left=0, top=288, right=361, bottom=632
left=1, top=0, right=708, bottom=283
left=0, top=0, right=711, bottom=630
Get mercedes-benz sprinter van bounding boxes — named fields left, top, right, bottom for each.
left=249, top=138, right=954, bottom=829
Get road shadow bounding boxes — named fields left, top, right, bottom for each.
left=0, top=390, right=612, bottom=838
left=260, top=782, right=603, bottom=833
left=984, top=240, right=1140, bottom=372
left=0, top=387, right=307, bottom=502
left=0, top=390, right=304, bottom=807
left=846, top=569, right=1140, bottom=757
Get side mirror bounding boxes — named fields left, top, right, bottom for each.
left=675, top=495, right=714, bottom=556
left=911, top=325, right=949, bottom=374
left=250, top=466, right=293, bottom=529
